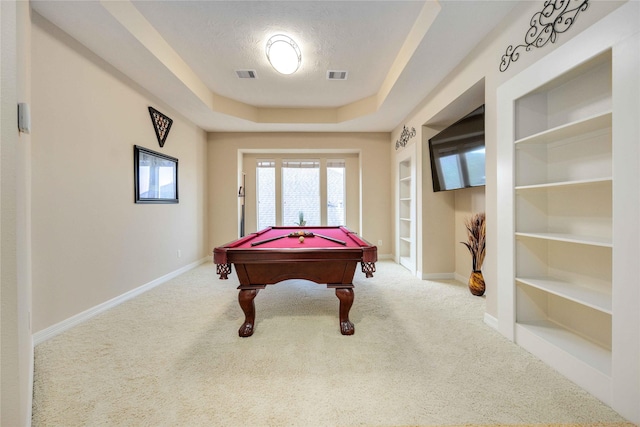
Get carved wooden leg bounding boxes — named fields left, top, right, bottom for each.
left=238, top=289, right=259, bottom=337
left=335, top=288, right=355, bottom=335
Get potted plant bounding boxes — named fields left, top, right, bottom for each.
left=460, top=212, right=486, bottom=296
left=295, top=211, right=306, bottom=226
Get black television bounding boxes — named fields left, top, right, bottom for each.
left=428, top=105, right=485, bottom=192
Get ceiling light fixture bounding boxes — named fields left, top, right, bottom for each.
left=266, top=34, right=301, bottom=75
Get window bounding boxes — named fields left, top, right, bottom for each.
left=255, top=157, right=347, bottom=228
left=256, top=160, right=276, bottom=230
left=327, top=160, right=345, bottom=225
left=282, top=160, right=320, bottom=226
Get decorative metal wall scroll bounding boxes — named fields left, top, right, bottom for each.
left=395, top=125, right=416, bottom=150
left=148, top=106, right=173, bottom=147
left=499, top=0, right=590, bottom=72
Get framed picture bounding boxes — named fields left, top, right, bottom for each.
left=134, top=145, right=178, bottom=204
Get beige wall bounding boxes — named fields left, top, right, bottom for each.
left=1, top=1, right=33, bottom=424
left=392, top=0, right=626, bottom=317
left=1, top=2, right=628, bottom=425
left=208, top=132, right=391, bottom=254
left=453, top=187, right=486, bottom=281
left=414, top=142, right=486, bottom=281
left=30, top=13, right=209, bottom=333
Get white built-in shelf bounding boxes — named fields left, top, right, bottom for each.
left=509, top=47, right=615, bottom=391
left=515, top=232, right=612, bottom=248
left=515, top=111, right=612, bottom=145
left=516, top=277, right=612, bottom=314
left=398, top=153, right=416, bottom=274
left=400, top=256, right=413, bottom=270
left=516, top=177, right=612, bottom=191
left=498, top=15, right=640, bottom=420
left=511, top=48, right=616, bottom=391
left=515, top=320, right=612, bottom=376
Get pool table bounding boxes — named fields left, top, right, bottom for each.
left=213, top=226, right=377, bottom=337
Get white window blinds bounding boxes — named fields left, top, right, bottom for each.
left=282, top=160, right=320, bottom=226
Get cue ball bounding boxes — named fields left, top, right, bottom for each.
left=299, top=236, right=304, bottom=243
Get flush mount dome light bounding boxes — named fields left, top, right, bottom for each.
left=266, top=34, right=301, bottom=75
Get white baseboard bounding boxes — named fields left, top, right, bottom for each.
left=26, top=335, right=34, bottom=427
left=484, top=312, right=499, bottom=331
left=454, top=272, right=467, bottom=284
left=377, top=253, right=393, bottom=260
left=33, top=257, right=209, bottom=346
left=422, top=272, right=455, bottom=280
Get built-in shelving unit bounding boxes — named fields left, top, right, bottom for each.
left=497, top=9, right=640, bottom=421
left=397, top=147, right=416, bottom=273
left=512, top=51, right=613, bottom=383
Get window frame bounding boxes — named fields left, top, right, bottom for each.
left=254, top=157, right=347, bottom=228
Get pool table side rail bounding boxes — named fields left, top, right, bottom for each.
left=213, top=226, right=377, bottom=266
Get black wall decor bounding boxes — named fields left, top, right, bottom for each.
left=134, top=145, right=179, bottom=204
left=148, top=106, right=173, bottom=147
left=395, top=125, right=416, bottom=150
left=499, top=0, right=590, bottom=72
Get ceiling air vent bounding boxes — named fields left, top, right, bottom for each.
left=236, top=70, right=257, bottom=79
left=327, top=70, right=348, bottom=80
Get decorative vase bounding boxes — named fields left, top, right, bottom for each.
left=468, top=271, right=485, bottom=296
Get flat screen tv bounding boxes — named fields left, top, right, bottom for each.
left=428, top=105, right=485, bottom=192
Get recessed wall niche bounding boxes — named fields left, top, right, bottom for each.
left=420, top=79, right=486, bottom=280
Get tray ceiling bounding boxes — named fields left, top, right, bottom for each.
left=31, top=0, right=518, bottom=132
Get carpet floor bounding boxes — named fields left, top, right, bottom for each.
left=32, top=261, right=632, bottom=426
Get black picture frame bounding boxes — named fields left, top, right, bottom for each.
left=134, top=145, right=178, bottom=204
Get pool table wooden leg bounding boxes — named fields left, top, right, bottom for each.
left=238, top=289, right=259, bottom=337
left=335, top=288, right=355, bottom=335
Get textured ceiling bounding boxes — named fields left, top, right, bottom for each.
left=132, top=1, right=423, bottom=108
left=30, top=0, right=520, bottom=132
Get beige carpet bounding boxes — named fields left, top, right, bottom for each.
left=32, top=261, right=631, bottom=426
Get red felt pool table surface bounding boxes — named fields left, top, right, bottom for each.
left=213, top=226, right=377, bottom=337
left=225, top=226, right=371, bottom=249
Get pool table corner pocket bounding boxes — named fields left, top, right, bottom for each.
left=216, top=263, right=232, bottom=280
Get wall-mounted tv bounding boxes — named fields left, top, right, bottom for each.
left=428, top=105, right=485, bottom=192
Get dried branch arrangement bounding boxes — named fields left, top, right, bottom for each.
left=460, top=212, right=486, bottom=272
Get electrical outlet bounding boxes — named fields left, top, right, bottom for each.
left=177, top=250, right=182, bottom=258
left=377, top=240, right=382, bottom=247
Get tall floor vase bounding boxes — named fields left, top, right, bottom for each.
left=468, top=270, right=485, bottom=296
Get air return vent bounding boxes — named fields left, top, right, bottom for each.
left=236, top=70, right=257, bottom=79
left=327, top=70, right=348, bottom=80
